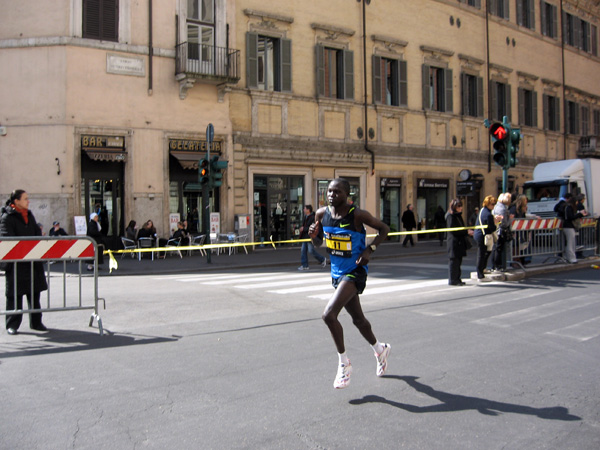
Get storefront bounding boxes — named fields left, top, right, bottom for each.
left=416, top=177, right=449, bottom=238
left=169, top=138, right=221, bottom=234
left=380, top=177, right=402, bottom=239
left=80, top=134, right=126, bottom=249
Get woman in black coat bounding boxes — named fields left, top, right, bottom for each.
left=473, top=195, right=500, bottom=281
left=0, top=190, right=48, bottom=335
left=446, top=199, right=473, bottom=286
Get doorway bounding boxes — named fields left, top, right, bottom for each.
left=81, top=176, right=123, bottom=249
left=380, top=178, right=402, bottom=241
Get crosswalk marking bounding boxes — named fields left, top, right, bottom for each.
left=472, top=294, right=597, bottom=328
left=546, top=316, right=600, bottom=342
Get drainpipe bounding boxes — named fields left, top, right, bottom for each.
left=359, top=0, right=375, bottom=175
left=560, top=0, right=567, bottom=159
left=485, top=0, right=491, bottom=173
left=148, top=0, right=153, bottom=95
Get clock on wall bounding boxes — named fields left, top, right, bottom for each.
left=458, top=169, right=472, bottom=181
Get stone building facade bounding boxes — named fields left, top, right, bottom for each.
left=0, top=0, right=598, bottom=247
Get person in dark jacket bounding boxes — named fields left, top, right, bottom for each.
left=446, top=199, right=473, bottom=286
left=473, top=195, right=501, bottom=282
left=298, top=205, right=326, bottom=270
left=0, top=190, right=48, bottom=335
left=49, top=221, right=67, bottom=236
left=434, top=205, right=447, bottom=246
left=86, top=212, right=105, bottom=269
left=563, top=195, right=587, bottom=263
left=401, top=204, right=417, bottom=247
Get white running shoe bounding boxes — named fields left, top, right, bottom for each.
left=333, top=361, right=352, bottom=389
left=320, top=259, right=327, bottom=268
left=297, top=266, right=309, bottom=271
left=375, top=343, right=391, bottom=377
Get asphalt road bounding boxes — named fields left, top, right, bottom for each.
left=1, top=255, right=599, bottom=449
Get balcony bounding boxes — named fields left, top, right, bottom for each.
left=175, top=42, right=241, bottom=100
left=578, top=136, right=600, bottom=159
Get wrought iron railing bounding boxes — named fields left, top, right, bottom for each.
left=175, top=42, right=240, bottom=82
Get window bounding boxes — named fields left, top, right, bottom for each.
left=580, top=106, right=589, bottom=136
left=490, top=81, right=511, bottom=121
left=594, top=110, right=600, bottom=136
left=540, top=1, right=558, bottom=39
left=458, top=0, right=481, bottom=8
left=82, top=0, right=119, bottom=42
left=422, top=65, right=453, bottom=113
left=247, top=33, right=292, bottom=92
left=543, top=94, right=560, bottom=131
left=461, top=73, right=484, bottom=117
left=187, top=0, right=214, bottom=65
left=489, top=0, right=509, bottom=19
left=372, top=56, right=407, bottom=106
left=518, top=88, right=538, bottom=127
left=566, top=101, right=579, bottom=135
left=316, top=45, right=354, bottom=100
left=516, top=0, right=535, bottom=30
left=563, top=12, right=596, bottom=55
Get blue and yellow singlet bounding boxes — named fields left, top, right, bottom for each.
left=322, top=206, right=367, bottom=279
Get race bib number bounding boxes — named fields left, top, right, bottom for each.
left=325, top=233, right=352, bottom=257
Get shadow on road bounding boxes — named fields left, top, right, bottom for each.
left=0, top=328, right=178, bottom=359
left=349, top=375, right=581, bottom=421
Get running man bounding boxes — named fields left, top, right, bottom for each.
left=309, top=178, right=391, bottom=389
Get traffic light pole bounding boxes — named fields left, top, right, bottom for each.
left=203, top=124, right=214, bottom=264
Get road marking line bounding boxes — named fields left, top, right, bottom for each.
left=546, top=316, right=600, bottom=342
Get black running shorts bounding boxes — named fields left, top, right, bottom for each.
left=331, top=265, right=368, bottom=294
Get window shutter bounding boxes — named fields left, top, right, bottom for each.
left=518, top=88, right=524, bottom=125
left=555, top=99, right=560, bottom=132
left=343, top=50, right=354, bottom=101
left=280, top=38, right=292, bottom=93
left=246, top=33, right=258, bottom=89
left=372, top=55, right=382, bottom=104
left=506, top=83, right=512, bottom=122
left=399, top=60, right=408, bottom=106
left=551, top=4, right=558, bottom=38
left=540, top=1, right=547, bottom=35
left=444, top=68, right=453, bottom=113
left=592, top=25, right=598, bottom=56
left=562, top=12, right=568, bottom=44
left=517, top=0, right=523, bottom=26
left=566, top=101, right=571, bottom=133
left=422, top=64, right=430, bottom=110
left=83, top=0, right=101, bottom=39
left=543, top=94, right=549, bottom=130
left=489, top=0, right=497, bottom=16
left=101, top=0, right=118, bottom=41
left=503, top=0, right=510, bottom=20
left=461, top=73, right=467, bottom=115
left=491, top=81, right=498, bottom=120
left=532, top=91, right=538, bottom=128
left=477, top=76, right=484, bottom=117
left=316, top=45, right=325, bottom=97
left=528, top=0, right=535, bottom=30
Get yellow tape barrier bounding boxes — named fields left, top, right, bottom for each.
left=104, top=225, right=487, bottom=273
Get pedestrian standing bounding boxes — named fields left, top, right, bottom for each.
left=446, top=199, right=473, bottom=285
left=401, top=204, right=416, bottom=247
left=473, top=195, right=501, bottom=282
left=298, top=205, right=326, bottom=270
left=309, top=178, right=391, bottom=389
left=0, top=190, right=48, bottom=335
left=563, top=195, right=587, bottom=263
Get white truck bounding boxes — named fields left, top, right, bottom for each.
left=522, top=159, right=600, bottom=218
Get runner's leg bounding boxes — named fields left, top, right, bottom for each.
left=344, top=292, right=377, bottom=346
left=322, top=280, right=357, bottom=354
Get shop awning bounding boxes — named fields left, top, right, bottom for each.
left=83, top=148, right=127, bottom=162
left=170, top=151, right=203, bottom=170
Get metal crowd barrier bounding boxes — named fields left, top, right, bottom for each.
left=0, top=236, right=105, bottom=335
left=509, top=217, right=598, bottom=267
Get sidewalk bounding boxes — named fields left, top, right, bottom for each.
left=67, top=239, right=599, bottom=279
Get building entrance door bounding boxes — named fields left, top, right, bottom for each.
left=380, top=178, right=402, bottom=241
left=81, top=176, right=123, bottom=250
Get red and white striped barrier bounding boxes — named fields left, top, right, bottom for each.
left=511, top=218, right=561, bottom=231
left=0, top=238, right=95, bottom=262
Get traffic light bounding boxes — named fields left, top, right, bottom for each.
left=199, top=158, right=210, bottom=185
left=489, top=122, right=510, bottom=169
left=210, top=155, right=228, bottom=188
left=508, top=127, right=521, bottom=168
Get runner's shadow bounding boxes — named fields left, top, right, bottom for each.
left=349, top=375, right=580, bottom=421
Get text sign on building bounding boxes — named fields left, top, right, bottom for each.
left=417, top=178, right=449, bottom=189
left=380, top=178, right=402, bottom=188
left=169, top=139, right=223, bottom=153
left=457, top=181, right=476, bottom=197
left=106, top=53, right=145, bottom=77
left=81, top=135, right=125, bottom=149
